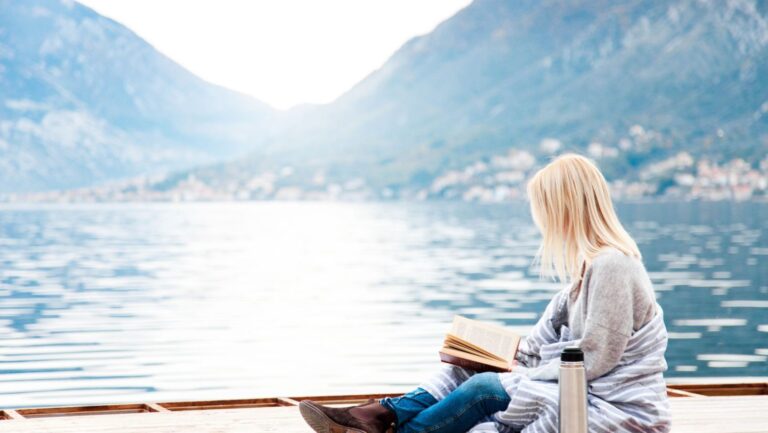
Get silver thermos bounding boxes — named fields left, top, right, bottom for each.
left=559, top=346, right=588, bottom=433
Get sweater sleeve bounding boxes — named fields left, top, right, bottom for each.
left=579, top=255, right=636, bottom=381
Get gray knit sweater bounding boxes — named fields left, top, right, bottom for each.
left=522, top=247, right=658, bottom=381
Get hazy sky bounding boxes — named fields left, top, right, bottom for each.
left=78, top=0, right=472, bottom=110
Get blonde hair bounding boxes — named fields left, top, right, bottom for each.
left=526, top=153, right=640, bottom=284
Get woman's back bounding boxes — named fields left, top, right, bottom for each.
left=565, top=247, right=659, bottom=380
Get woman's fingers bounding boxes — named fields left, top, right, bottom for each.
left=507, top=359, right=518, bottom=372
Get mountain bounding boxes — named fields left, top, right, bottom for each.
left=179, top=0, right=768, bottom=194
left=3, top=0, right=768, bottom=199
left=0, top=0, right=275, bottom=192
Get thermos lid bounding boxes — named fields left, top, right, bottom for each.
left=561, top=346, right=584, bottom=362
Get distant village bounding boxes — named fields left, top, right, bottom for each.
left=6, top=126, right=768, bottom=204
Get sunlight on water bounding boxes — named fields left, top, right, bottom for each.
left=0, top=201, right=765, bottom=408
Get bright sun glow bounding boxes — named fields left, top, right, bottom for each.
left=77, top=0, right=472, bottom=110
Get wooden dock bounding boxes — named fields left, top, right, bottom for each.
left=0, top=382, right=766, bottom=432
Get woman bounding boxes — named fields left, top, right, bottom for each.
left=299, top=153, right=671, bottom=433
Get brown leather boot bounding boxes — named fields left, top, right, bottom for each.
left=299, top=398, right=397, bottom=433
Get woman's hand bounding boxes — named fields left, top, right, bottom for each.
left=507, top=359, right=518, bottom=372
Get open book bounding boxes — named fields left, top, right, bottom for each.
left=439, top=315, right=521, bottom=373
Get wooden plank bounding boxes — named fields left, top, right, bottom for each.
left=669, top=395, right=768, bottom=433
left=287, top=392, right=401, bottom=404
left=16, top=404, right=155, bottom=418
left=158, top=397, right=284, bottom=411
left=0, top=406, right=304, bottom=432
left=1, top=382, right=764, bottom=418
left=667, top=388, right=706, bottom=398
left=0, top=410, right=25, bottom=420
left=0, top=395, right=765, bottom=433
left=668, top=382, right=767, bottom=396
left=144, top=403, right=169, bottom=413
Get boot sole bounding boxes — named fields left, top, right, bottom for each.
left=299, top=400, right=367, bottom=433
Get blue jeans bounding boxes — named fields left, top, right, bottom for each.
left=379, top=372, right=510, bottom=433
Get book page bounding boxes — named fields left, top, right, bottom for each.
left=445, top=334, right=504, bottom=361
left=449, top=315, right=520, bottom=362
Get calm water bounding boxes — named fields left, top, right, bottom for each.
left=0, top=201, right=766, bottom=408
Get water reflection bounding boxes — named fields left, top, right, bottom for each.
left=0, top=201, right=765, bottom=408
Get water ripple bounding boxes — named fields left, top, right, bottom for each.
left=0, top=201, right=765, bottom=408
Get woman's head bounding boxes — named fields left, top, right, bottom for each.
left=526, top=153, right=640, bottom=283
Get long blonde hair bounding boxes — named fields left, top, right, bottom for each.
left=526, top=153, right=640, bottom=284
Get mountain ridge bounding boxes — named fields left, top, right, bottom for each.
left=240, top=0, right=767, bottom=188
left=0, top=0, right=275, bottom=192
left=2, top=0, right=767, bottom=200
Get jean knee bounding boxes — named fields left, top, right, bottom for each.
left=461, top=372, right=503, bottom=395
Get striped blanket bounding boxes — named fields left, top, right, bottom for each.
left=419, top=288, right=671, bottom=433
